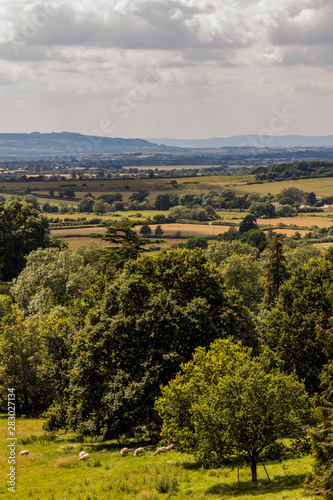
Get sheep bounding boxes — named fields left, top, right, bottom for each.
left=153, top=446, right=167, bottom=456
left=120, top=447, right=129, bottom=457
left=99, top=449, right=107, bottom=453
left=165, top=444, right=174, bottom=451
left=133, top=447, right=144, bottom=457
left=79, top=451, right=86, bottom=459
left=78, top=453, right=90, bottom=461
left=20, top=450, right=29, bottom=456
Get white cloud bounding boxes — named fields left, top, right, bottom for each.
left=0, top=0, right=332, bottom=138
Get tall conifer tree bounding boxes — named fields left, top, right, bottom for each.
left=263, top=233, right=288, bottom=308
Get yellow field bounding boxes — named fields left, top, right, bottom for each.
left=256, top=216, right=333, bottom=228
left=51, top=223, right=233, bottom=239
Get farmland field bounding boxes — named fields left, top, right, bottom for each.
left=0, top=416, right=317, bottom=500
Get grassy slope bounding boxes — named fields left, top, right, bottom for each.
left=0, top=417, right=317, bottom=500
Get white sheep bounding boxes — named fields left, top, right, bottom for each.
left=133, top=447, right=144, bottom=457
left=79, top=451, right=86, bottom=459
left=79, top=453, right=90, bottom=461
left=120, top=447, right=129, bottom=457
left=153, top=446, right=167, bottom=456
left=20, top=450, right=29, bottom=456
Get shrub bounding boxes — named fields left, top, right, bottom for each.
left=155, top=474, right=178, bottom=494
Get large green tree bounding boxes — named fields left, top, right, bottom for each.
left=0, top=201, right=51, bottom=281
left=44, top=249, right=256, bottom=437
left=11, top=247, right=98, bottom=316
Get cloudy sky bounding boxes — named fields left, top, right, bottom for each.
left=0, top=0, right=332, bottom=139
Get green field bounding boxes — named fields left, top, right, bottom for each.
left=0, top=417, right=317, bottom=500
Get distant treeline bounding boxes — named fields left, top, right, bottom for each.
left=253, top=160, right=333, bottom=181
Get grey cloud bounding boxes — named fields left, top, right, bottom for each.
left=0, top=42, right=50, bottom=62
left=272, top=5, right=333, bottom=46
left=280, top=46, right=333, bottom=66
left=10, top=1, right=253, bottom=52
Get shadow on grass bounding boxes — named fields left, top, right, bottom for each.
left=182, top=460, right=203, bottom=470
left=205, top=473, right=307, bottom=497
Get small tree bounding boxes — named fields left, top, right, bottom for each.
left=140, top=224, right=152, bottom=236
left=156, top=339, right=313, bottom=482
left=155, top=225, right=164, bottom=237
left=93, top=200, right=109, bottom=215
left=238, top=214, right=258, bottom=235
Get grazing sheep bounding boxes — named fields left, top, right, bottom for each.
left=79, top=453, right=90, bottom=461
left=120, top=447, right=129, bottom=457
left=133, top=447, right=144, bottom=457
left=165, top=444, right=174, bottom=451
left=79, top=451, right=86, bottom=459
left=153, top=447, right=167, bottom=456
left=20, top=450, right=29, bottom=456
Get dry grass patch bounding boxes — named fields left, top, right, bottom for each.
left=54, top=455, right=78, bottom=468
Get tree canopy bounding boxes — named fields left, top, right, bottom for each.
left=156, top=338, right=313, bottom=481
left=0, top=200, right=52, bottom=281
left=43, top=249, right=256, bottom=438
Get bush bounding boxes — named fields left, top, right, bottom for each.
left=155, top=474, right=178, bottom=494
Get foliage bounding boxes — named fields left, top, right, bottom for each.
left=240, top=229, right=268, bottom=252
left=185, top=236, right=208, bottom=250
left=156, top=339, right=313, bottom=481
left=92, top=220, right=160, bottom=269
left=263, top=234, right=288, bottom=308
left=238, top=214, right=259, bottom=235
left=154, top=225, right=164, bottom=237
left=0, top=200, right=51, bottom=281
left=259, top=249, right=333, bottom=393
left=217, top=226, right=239, bottom=241
left=306, top=315, right=333, bottom=499
left=0, top=314, right=51, bottom=415
left=46, top=249, right=256, bottom=437
left=78, top=196, right=95, bottom=212
left=93, top=199, right=110, bottom=215
left=275, top=204, right=296, bottom=217
left=206, top=240, right=258, bottom=265
left=249, top=201, right=275, bottom=218
left=11, top=247, right=98, bottom=315
left=129, top=190, right=150, bottom=203
left=253, top=160, right=333, bottom=182
left=154, top=193, right=179, bottom=210
left=140, top=224, right=152, bottom=236
left=220, top=254, right=264, bottom=312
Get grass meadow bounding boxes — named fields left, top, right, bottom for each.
left=0, top=416, right=318, bottom=500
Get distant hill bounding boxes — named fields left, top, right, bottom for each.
left=147, top=135, right=333, bottom=148
left=0, top=132, right=178, bottom=156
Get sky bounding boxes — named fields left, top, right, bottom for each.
left=0, top=0, right=332, bottom=139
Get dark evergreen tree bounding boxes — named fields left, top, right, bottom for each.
left=306, top=317, right=333, bottom=498
left=238, top=214, right=258, bottom=235
left=263, top=233, right=288, bottom=308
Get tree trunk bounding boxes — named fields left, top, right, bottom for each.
left=251, top=457, right=257, bottom=482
